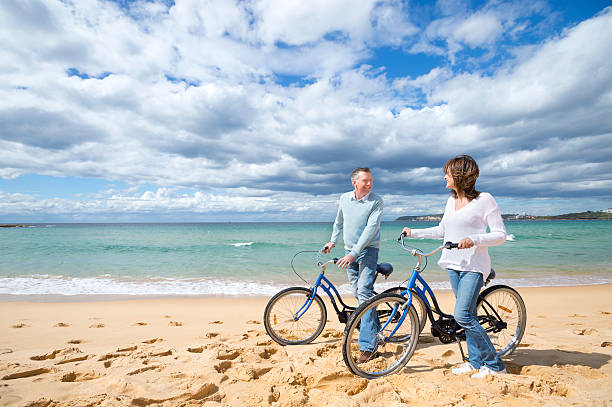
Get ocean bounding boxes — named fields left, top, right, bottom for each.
left=1, top=221, right=611, bottom=300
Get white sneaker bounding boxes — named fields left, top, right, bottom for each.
left=472, top=365, right=507, bottom=378
left=452, top=362, right=476, bottom=375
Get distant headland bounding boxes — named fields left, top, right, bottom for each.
left=395, top=209, right=612, bottom=222
left=0, top=224, right=32, bottom=228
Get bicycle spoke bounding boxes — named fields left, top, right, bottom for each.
left=264, top=288, right=327, bottom=345
left=342, top=293, right=419, bottom=379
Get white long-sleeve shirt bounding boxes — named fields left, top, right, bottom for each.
left=410, top=192, right=506, bottom=280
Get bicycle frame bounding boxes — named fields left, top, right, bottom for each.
left=380, top=266, right=454, bottom=342
left=292, top=253, right=357, bottom=324
left=306, top=272, right=356, bottom=322
left=381, top=237, right=511, bottom=362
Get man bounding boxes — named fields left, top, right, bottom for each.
left=323, top=167, right=383, bottom=361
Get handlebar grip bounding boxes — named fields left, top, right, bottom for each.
left=397, top=231, right=407, bottom=241
left=445, top=241, right=459, bottom=249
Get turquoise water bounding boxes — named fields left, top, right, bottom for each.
left=1, top=221, right=611, bottom=298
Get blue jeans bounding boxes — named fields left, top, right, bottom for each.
left=448, top=269, right=505, bottom=372
left=347, top=247, right=380, bottom=351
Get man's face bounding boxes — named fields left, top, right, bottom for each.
left=352, top=171, right=373, bottom=196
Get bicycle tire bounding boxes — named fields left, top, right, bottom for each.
left=381, top=286, right=427, bottom=334
left=263, top=287, right=327, bottom=346
left=342, top=293, right=419, bottom=379
left=477, top=285, right=526, bottom=357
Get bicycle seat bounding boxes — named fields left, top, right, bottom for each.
left=376, top=263, right=393, bottom=278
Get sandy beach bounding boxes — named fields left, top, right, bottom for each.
left=1, top=285, right=611, bottom=407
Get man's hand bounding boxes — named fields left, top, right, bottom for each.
left=458, top=237, right=474, bottom=249
left=322, top=242, right=335, bottom=253
left=336, top=253, right=355, bottom=269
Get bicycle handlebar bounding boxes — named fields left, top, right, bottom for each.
left=398, top=234, right=459, bottom=256
left=316, top=249, right=339, bottom=272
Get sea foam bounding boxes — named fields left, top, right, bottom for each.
left=1, top=273, right=611, bottom=299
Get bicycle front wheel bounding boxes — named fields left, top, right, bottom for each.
left=342, top=293, right=419, bottom=379
left=477, top=285, right=526, bottom=357
left=264, top=287, right=327, bottom=345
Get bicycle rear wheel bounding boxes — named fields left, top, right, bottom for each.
left=264, top=287, right=327, bottom=345
left=477, top=285, right=526, bottom=357
left=342, top=293, right=419, bottom=379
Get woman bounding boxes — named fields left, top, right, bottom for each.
left=401, top=155, right=507, bottom=378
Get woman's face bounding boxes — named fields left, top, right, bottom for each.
left=444, top=171, right=456, bottom=191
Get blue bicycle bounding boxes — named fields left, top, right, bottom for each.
left=341, top=235, right=527, bottom=379
left=263, top=249, right=428, bottom=346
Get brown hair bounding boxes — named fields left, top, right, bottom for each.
left=351, top=167, right=371, bottom=181
left=443, top=155, right=480, bottom=200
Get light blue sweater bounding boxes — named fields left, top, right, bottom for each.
left=330, top=191, right=384, bottom=258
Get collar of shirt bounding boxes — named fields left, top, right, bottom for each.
left=352, top=191, right=371, bottom=202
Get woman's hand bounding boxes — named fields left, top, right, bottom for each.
left=458, top=237, right=474, bottom=249
left=401, top=227, right=412, bottom=237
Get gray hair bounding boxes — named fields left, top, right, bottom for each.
left=351, top=167, right=371, bottom=181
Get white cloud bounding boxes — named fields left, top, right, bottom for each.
left=0, top=1, right=611, bottom=220
left=429, top=7, right=612, bottom=126
left=454, top=12, right=503, bottom=47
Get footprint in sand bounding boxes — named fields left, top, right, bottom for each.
left=117, top=345, right=137, bottom=352
left=258, top=348, right=278, bottom=360
left=0, top=348, right=13, bottom=355
left=601, top=341, right=612, bottom=347
left=568, top=313, right=586, bottom=318
left=315, top=371, right=368, bottom=396
left=31, top=347, right=83, bottom=361
left=209, top=320, right=223, bottom=324
left=246, top=320, right=261, bottom=325
left=233, top=365, right=273, bottom=381
left=216, top=348, right=240, bottom=360
left=168, top=321, right=183, bottom=327
left=31, top=350, right=61, bottom=361
left=206, top=332, right=220, bottom=339
left=2, top=368, right=51, bottom=380
left=321, top=330, right=342, bottom=338
left=54, top=322, right=70, bottom=327
left=188, top=346, right=204, bottom=353
left=98, top=352, right=125, bottom=362
left=142, top=338, right=163, bottom=344
left=10, top=323, right=28, bottom=328
left=441, top=350, right=455, bottom=358
left=163, top=315, right=172, bottom=318
left=573, top=328, right=597, bottom=335
left=67, top=339, right=84, bottom=344
left=149, top=350, right=172, bottom=357
left=214, top=360, right=233, bottom=373
left=132, top=322, right=148, bottom=326
left=56, top=355, right=90, bottom=365
left=60, top=371, right=100, bottom=382
left=89, top=323, right=105, bottom=328
left=127, top=365, right=162, bottom=375
left=425, top=358, right=451, bottom=368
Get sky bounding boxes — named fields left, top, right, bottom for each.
left=1, top=0, right=611, bottom=222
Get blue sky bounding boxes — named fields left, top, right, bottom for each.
left=1, top=0, right=611, bottom=222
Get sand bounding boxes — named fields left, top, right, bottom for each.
left=1, top=285, right=611, bottom=407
